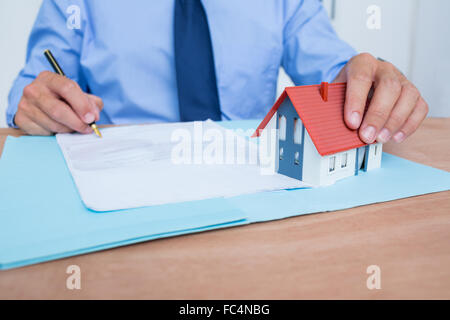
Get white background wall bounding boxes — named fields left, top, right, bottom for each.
left=278, top=0, right=450, bottom=118
left=0, top=0, right=42, bottom=128
left=0, top=0, right=448, bottom=128
left=409, top=0, right=450, bottom=117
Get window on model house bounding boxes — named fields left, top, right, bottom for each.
left=341, top=153, right=348, bottom=168
left=329, top=156, right=336, bottom=173
left=279, top=147, right=284, bottom=160
left=293, top=118, right=302, bottom=144
left=278, top=115, right=286, bottom=141
left=294, top=151, right=300, bottom=165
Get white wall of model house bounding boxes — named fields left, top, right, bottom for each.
left=302, top=133, right=382, bottom=187
left=286, top=131, right=382, bottom=186
left=317, top=145, right=357, bottom=187
left=365, top=143, right=383, bottom=171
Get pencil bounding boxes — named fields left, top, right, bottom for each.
left=43, top=49, right=102, bottom=138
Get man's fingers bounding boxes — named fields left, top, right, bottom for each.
left=359, top=71, right=402, bottom=144
left=35, top=94, right=93, bottom=134
left=14, top=111, right=52, bottom=136
left=26, top=103, right=74, bottom=134
left=343, top=53, right=377, bottom=129
left=17, top=96, right=81, bottom=134
left=377, top=82, right=420, bottom=143
left=38, top=71, right=99, bottom=124
left=392, top=97, right=429, bottom=143
left=341, top=54, right=426, bottom=144
left=23, top=120, right=52, bottom=136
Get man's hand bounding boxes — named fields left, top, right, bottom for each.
left=14, top=71, right=103, bottom=136
left=334, top=53, right=428, bottom=144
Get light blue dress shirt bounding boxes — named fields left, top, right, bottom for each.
left=7, top=0, right=356, bottom=127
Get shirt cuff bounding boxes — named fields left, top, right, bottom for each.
left=6, top=76, right=34, bottom=128
left=6, top=111, right=19, bottom=129
left=6, top=110, right=19, bottom=129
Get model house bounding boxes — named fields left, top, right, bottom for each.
left=253, top=82, right=382, bottom=186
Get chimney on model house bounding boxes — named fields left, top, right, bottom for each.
left=320, top=82, right=329, bottom=102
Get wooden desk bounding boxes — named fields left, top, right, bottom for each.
left=0, top=118, right=449, bottom=299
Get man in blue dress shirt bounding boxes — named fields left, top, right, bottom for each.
left=7, top=0, right=428, bottom=145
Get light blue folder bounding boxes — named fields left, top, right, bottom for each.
left=1, top=120, right=449, bottom=270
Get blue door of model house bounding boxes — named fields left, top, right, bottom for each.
left=277, top=100, right=305, bottom=181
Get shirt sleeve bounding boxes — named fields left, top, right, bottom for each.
left=282, top=0, right=357, bottom=86
left=6, top=0, right=87, bottom=128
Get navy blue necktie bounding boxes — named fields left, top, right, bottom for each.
left=174, top=0, right=222, bottom=121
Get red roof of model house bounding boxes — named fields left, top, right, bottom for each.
left=253, top=82, right=367, bottom=156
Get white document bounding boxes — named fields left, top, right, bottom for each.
left=56, top=121, right=306, bottom=211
